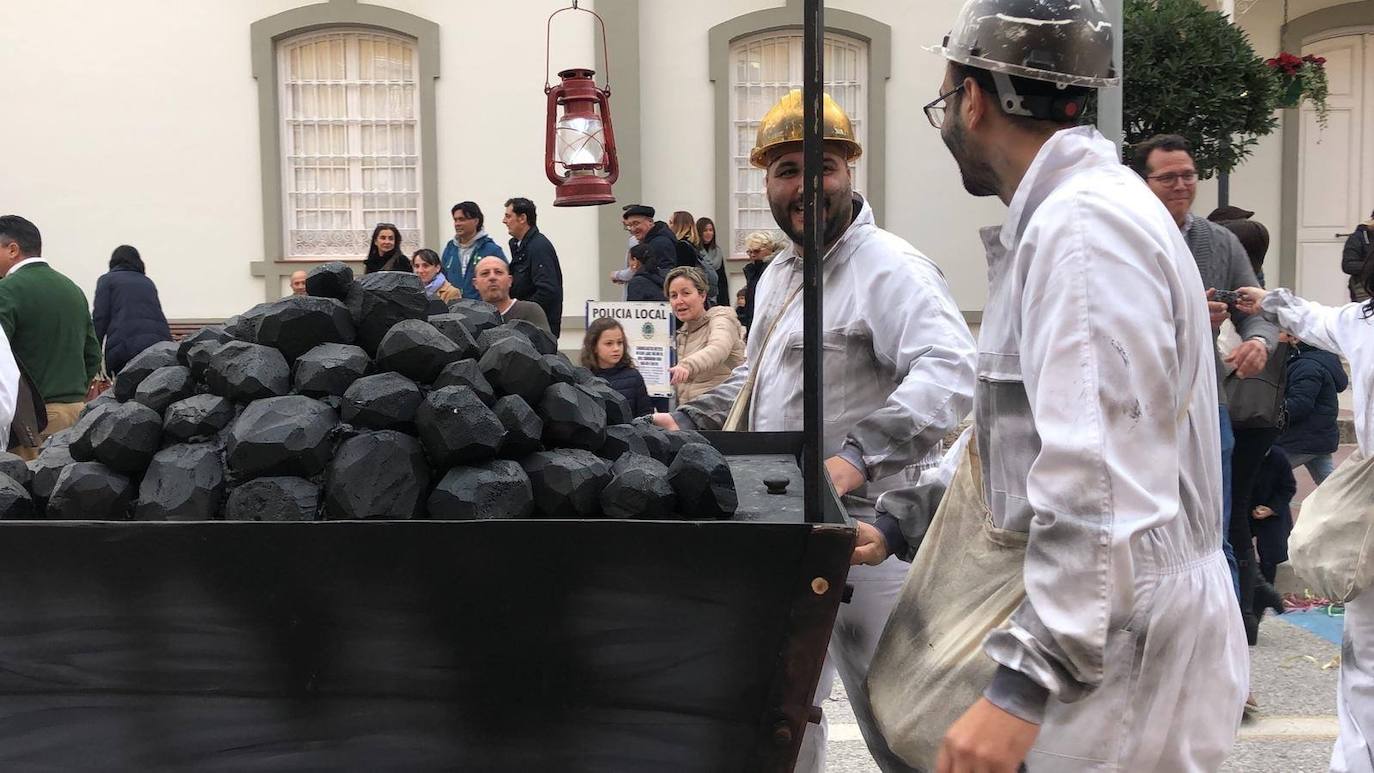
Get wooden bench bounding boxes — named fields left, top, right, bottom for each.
left=167, top=319, right=224, bottom=342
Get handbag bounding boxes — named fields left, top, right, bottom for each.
left=1287, top=449, right=1374, bottom=603
left=86, top=344, right=112, bottom=403
left=1223, top=340, right=1290, bottom=430
left=866, top=432, right=1028, bottom=769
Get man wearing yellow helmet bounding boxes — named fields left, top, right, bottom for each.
left=654, top=89, right=977, bottom=773
left=862, top=1, right=1247, bottom=771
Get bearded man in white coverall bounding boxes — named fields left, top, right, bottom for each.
left=851, top=1, right=1249, bottom=771
left=653, top=90, right=976, bottom=773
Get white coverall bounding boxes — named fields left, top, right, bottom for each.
left=0, top=325, right=19, bottom=444
left=965, top=127, right=1247, bottom=770
left=674, top=197, right=976, bottom=773
left=1256, top=289, right=1374, bottom=772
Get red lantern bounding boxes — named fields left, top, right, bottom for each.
left=544, top=4, right=619, bottom=207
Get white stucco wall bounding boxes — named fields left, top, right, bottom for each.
left=0, top=0, right=601, bottom=321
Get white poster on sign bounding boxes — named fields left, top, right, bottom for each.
left=585, top=301, right=675, bottom=398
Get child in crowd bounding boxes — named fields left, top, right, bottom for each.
left=625, top=244, right=666, bottom=302
left=1249, top=444, right=1296, bottom=599
left=581, top=317, right=654, bottom=417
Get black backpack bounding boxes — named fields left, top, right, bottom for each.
left=672, top=239, right=701, bottom=271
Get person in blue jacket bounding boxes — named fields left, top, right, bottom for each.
left=1275, top=332, right=1350, bottom=484
left=92, top=245, right=171, bottom=375
left=440, top=201, right=506, bottom=300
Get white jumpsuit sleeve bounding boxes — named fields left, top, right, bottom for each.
left=0, top=325, right=19, bottom=444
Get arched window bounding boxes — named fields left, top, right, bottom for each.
left=727, top=31, right=868, bottom=253
left=278, top=29, right=423, bottom=258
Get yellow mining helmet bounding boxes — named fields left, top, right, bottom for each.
left=749, top=89, right=862, bottom=169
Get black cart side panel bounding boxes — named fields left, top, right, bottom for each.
left=0, top=521, right=842, bottom=772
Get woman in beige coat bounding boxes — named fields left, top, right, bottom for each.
left=666, top=266, right=745, bottom=404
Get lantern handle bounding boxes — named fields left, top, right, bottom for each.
left=544, top=1, right=612, bottom=95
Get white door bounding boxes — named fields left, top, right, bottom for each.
left=1297, top=33, right=1372, bottom=307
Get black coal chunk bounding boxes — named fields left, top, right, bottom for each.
left=507, top=319, right=559, bottom=356
left=47, top=462, right=133, bottom=520
left=135, top=443, right=225, bottom=521
left=634, top=422, right=674, bottom=464
left=476, top=326, right=519, bottom=353
left=305, top=261, right=355, bottom=300
left=225, top=477, right=319, bottom=522
left=570, top=366, right=599, bottom=385
left=666, top=429, right=710, bottom=460
left=133, top=365, right=195, bottom=414
left=376, top=319, right=465, bottom=383
left=445, top=299, right=503, bottom=337
left=68, top=401, right=118, bottom=462
left=493, top=395, right=543, bottom=458
left=176, top=326, right=231, bottom=367
left=226, top=395, right=338, bottom=480
left=0, top=473, right=35, bottom=519
left=427, top=314, right=481, bottom=359
left=667, top=442, right=737, bottom=519
left=87, top=402, right=164, bottom=474
left=340, top=372, right=422, bottom=431
left=597, top=424, right=650, bottom=461
left=538, top=382, right=606, bottom=451
left=601, top=453, right=676, bottom=518
left=27, top=446, right=74, bottom=502
left=427, top=460, right=534, bottom=520
left=206, top=341, right=290, bottom=402
left=432, top=359, right=495, bottom=405
left=479, top=336, right=552, bottom=404
left=324, top=430, right=429, bottom=519
left=255, top=295, right=356, bottom=361
left=293, top=343, right=370, bottom=397
left=579, top=380, right=633, bottom=426
left=345, top=271, right=429, bottom=355
left=416, top=386, right=504, bottom=468
left=521, top=449, right=611, bottom=518
left=224, top=302, right=276, bottom=343
left=113, top=341, right=179, bottom=400
left=80, top=389, right=118, bottom=417
left=544, top=354, right=578, bottom=385
left=0, top=451, right=32, bottom=489
left=163, top=394, right=235, bottom=442
left=183, top=338, right=228, bottom=381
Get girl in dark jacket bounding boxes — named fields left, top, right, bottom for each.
left=625, top=244, right=668, bottom=302
left=1275, top=334, right=1350, bottom=484
left=92, top=245, right=172, bottom=375
left=363, top=223, right=408, bottom=273
left=581, top=317, right=653, bottom=417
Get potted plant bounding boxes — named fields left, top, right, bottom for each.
left=1266, top=52, right=1330, bottom=127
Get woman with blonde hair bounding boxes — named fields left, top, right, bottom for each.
left=665, top=266, right=745, bottom=404
left=670, top=211, right=700, bottom=247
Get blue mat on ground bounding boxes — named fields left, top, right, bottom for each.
left=1281, top=609, right=1345, bottom=646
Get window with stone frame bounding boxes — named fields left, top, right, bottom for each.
left=279, top=29, right=423, bottom=258
left=727, top=31, right=867, bottom=254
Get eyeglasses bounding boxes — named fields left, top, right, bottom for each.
left=1146, top=171, right=1199, bottom=186
left=924, top=84, right=964, bottom=129
left=746, top=248, right=767, bottom=258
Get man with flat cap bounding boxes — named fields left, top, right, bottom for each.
left=621, top=204, right=682, bottom=273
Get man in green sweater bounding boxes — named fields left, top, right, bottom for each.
left=0, top=215, right=101, bottom=459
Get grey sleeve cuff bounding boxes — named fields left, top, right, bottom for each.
left=873, top=514, right=908, bottom=561
left=983, top=665, right=1049, bottom=725
left=837, top=443, right=868, bottom=481
left=670, top=411, right=696, bottom=431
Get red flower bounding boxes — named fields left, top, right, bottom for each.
left=1266, top=51, right=1305, bottom=76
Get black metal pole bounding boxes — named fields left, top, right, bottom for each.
left=802, top=0, right=824, bottom=523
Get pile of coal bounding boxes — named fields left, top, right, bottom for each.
left=18, top=288, right=738, bottom=521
